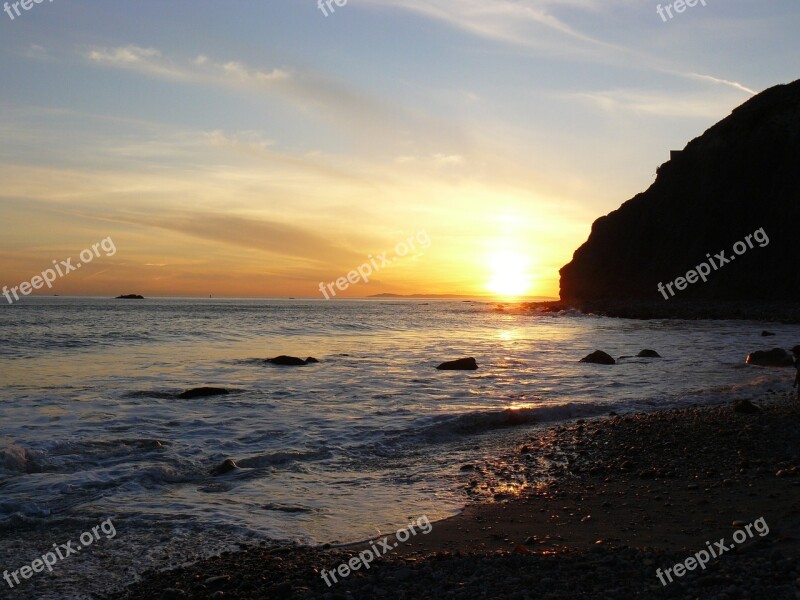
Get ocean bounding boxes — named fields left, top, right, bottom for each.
left=1, top=298, right=797, bottom=598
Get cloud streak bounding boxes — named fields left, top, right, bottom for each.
left=361, top=0, right=626, bottom=57
left=566, top=87, right=750, bottom=118
left=86, top=45, right=289, bottom=84
left=686, top=72, right=757, bottom=96
left=84, top=44, right=470, bottom=154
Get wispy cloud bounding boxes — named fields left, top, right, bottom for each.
left=686, top=72, right=757, bottom=96
left=363, top=0, right=757, bottom=100
left=566, top=87, right=747, bottom=118
left=395, top=153, right=464, bottom=167
left=362, top=0, right=625, bottom=57
left=86, top=45, right=289, bottom=84
left=83, top=44, right=466, bottom=153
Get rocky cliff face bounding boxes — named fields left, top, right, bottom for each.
left=560, top=79, right=800, bottom=305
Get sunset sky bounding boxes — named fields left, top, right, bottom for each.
left=1, top=0, right=798, bottom=299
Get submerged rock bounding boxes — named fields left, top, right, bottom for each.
left=734, top=399, right=761, bottom=414
left=580, top=351, right=616, bottom=365
left=745, top=348, right=794, bottom=367
left=266, top=355, right=316, bottom=366
left=211, top=459, right=238, bottom=476
left=178, top=387, right=230, bottom=399
left=636, top=349, right=662, bottom=358
left=761, top=331, right=776, bottom=337
left=436, top=357, right=478, bottom=370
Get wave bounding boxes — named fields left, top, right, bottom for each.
left=235, top=449, right=332, bottom=469
left=1, top=444, right=44, bottom=474
left=413, top=403, right=613, bottom=442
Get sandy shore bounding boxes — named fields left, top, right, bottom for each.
left=110, top=393, right=800, bottom=599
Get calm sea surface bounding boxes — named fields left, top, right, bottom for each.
left=1, top=298, right=798, bottom=598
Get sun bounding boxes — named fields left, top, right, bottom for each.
left=486, top=251, right=532, bottom=297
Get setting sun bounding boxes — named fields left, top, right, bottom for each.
left=487, top=251, right=533, bottom=297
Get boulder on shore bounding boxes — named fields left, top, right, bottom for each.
left=266, top=356, right=317, bottom=366
left=636, top=350, right=662, bottom=358
left=580, top=351, right=616, bottom=365
left=436, top=357, right=478, bottom=370
left=178, top=387, right=230, bottom=399
left=734, top=399, right=761, bottom=414
left=745, top=348, right=794, bottom=367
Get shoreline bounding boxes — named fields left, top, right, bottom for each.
left=527, top=300, right=800, bottom=324
left=111, top=393, right=800, bottom=599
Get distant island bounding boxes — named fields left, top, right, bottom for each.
left=115, top=294, right=145, bottom=300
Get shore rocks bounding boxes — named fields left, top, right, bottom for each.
left=178, top=387, right=230, bottom=399
left=527, top=300, right=800, bottom=324
left=580, top=351, right=615, bottom=365
left=266, top=356, right=318, bottom=366
left=734, top=399, right=761, bottom=414
left=636, top=350, right=661, bottom=358
left=745, top=348, right=794, bottom=367
left=437, top=357, right=478, bottom=370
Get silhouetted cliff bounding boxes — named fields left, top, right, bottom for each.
left=559, top=78, right=800, bottom=313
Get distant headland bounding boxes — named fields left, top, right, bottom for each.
left=369, top=293, right=557, bottom=301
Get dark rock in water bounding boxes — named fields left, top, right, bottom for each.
left=436, top=357, right=478, bottom=370
left=116, top=294, right=145, bottom=299
left=580, top=351, right=615, bottom=365
left=178, top=387, right=230, bottom=399
left=305, top=357, right=319, bottom=363
left=559, top=79, right=800, bottom=309
left=792, top=345, right=800, bottom=355
left=734, top=399, right=761, bottom=414
left=761, top=331, right=776, bottom=337
left=262, top=503, right=313, bottom=513
left=637, top=350, right=662, bottom=358
left=745, top=348, right=794, bottom=367
left=211, top=459, right=238, bottom=476
left=266, top=355, right=313, bottom=366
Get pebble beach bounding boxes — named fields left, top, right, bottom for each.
left=112, top=392, right=800, bottom=599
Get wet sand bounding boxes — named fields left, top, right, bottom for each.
left=111, top=394, right=800, bottom=599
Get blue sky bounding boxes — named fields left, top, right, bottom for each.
left=1, top=0, right=798, bottom=298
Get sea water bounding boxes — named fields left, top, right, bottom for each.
left=1, top=298, right=797, bottom=598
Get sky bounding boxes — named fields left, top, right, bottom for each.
left=0, top=0, right=798, bottom=300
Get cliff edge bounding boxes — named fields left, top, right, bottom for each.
left=559, top=78, right=800, bottom=315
